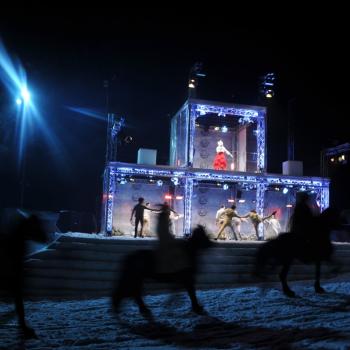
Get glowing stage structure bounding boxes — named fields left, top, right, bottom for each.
left=102, top=99, right=329, bottom=238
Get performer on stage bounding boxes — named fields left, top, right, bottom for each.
left=215, top=205, right=226, bottom=226
left=142, top=202, right=151, bottom=237
left=215, top=205, right=243, bottom=241
left=243, top=209, right=277, bottom=240
left=263, top=212, right=281, bottom=240
left=213, top=140, right=233, bottom=170
left=130, top=198, right=155, bottom=238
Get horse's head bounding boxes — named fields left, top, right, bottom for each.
left=188, top=225, right=212, bottom=250
left=18, top=215, right=48, bottom=243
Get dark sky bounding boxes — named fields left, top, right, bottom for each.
left=0, top=10, right=348, bottom=216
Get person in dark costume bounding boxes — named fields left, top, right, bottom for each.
left=130, top=197, right=155, bottom=238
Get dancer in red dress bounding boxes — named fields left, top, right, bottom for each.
left=213, top=140, right=233, bottom=170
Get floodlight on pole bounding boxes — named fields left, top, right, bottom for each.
left=260, top=72, right=275, bottom=100
left=188, top=62, right=206, bottom=98
left=15, top=86, right=31, bottom=106
left=21, top=87, right=30, bottom=103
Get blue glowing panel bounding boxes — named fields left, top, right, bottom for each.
left=169, top=100, right=266, bottom=173
left=169, top=105, right=188, bottom=167
left=189, top=102, right=266, bottom=172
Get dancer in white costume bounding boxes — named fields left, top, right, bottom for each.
left=142, top=202, right=151, bottom=236
left=263, top=213, right=281, bottom=240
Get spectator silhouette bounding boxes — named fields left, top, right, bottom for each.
left=0, top=209, right=47, bottom=339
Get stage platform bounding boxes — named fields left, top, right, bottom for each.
left=23, top=233, right=350, bottom=298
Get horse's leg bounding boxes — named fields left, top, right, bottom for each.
left=279, top=262, right=295, bottom=297
left=314, top=261, right=325, bottom=294
left=134, top=294, right=151, bottom=316
left=184, top=276, right=203, bottom=314
left=111, top=288, right=123, bottom=313
left=14, top=291, right=37, bottom=339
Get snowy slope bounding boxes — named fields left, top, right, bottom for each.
left=1, top=278, right=350, bottom=349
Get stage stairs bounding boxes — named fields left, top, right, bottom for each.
left=23, top=234, right=350, bottom=297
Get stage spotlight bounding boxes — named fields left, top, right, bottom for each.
left=123, top=135, right=133, bottom=144
left=120, top=178, right=127, bottom=185
left=16, top=98, right=22, bottom=105
left=171, top=177, right=179, bottom=186
left=157, top=180, right=163, bottom=186
left=175, top=195, right=183, bottom=200
left=282, top=188, right=289, bottom=194
left=214, top=126, right=220, bottom=131
left=223, top=184, right=229, bottom=190
left=221, top=126, right=228, bottom=133
left=259, top=73, right=275, bottom=99
left=20, top=87, right=30, bottom=103
left=238, top=199, right=245, bottom=203
left=188, top=79, right=196, bottom=89
left=165, top=194, right=172, bottom=200
left=286, top=204, right=293, bottom=208
left=265, top=90, right=274, bottom=99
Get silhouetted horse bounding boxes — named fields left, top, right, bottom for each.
left=112, top=225, right=211, bottom=315
left=255, top=208, right=338, bottom=297
left=0, top=210, right=47, bottom=339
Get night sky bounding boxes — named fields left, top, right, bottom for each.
left=0, top=11, right=348, bottom=218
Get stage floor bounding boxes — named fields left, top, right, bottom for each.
left=55, top=231, right=350, bottom=245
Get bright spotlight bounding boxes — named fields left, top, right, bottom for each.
left=20, top=87, right=30, bottom=103
left=16, top=98, right=22, bottom=105
left=156, top=180, right=163, bottom=187
left=221, top=126, right=228, bottom=133
left=223, top=184, right=229, bottom=190
left=120, top=178, right=127, bottom=185
left=282, top=188, right=289, bottom=194
left=188, top=79, right=196, bottom=88
left=171, top=177, right=179, bottom=186
left=265, top=90, right=274, bottom=99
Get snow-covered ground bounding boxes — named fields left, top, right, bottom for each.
left=1, top=280, right=350, bottom=349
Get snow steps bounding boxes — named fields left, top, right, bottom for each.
left=23, top=235, right=350, bottom=297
